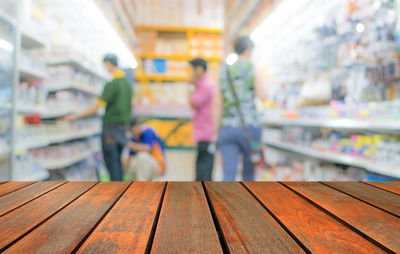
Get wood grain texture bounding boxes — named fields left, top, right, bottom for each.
left=365, top=182, right=400, bottom=195
left=0, top=182, right=96, bottom=250
left=284, top=182, right=400, bottom=253
left=0, top=182, right=35, bottom=197
left=244, top=182, right=386, bottom=253
left=324, top=182, right=400, bottom=217
left=151, top=182, right=223, bottom=254
left=77, top=182, right=165, bottom=254
left=0, top=181, right=65, bottom=216
left=4, top=182, right=129, bottom=254
left=205, top=182, right=304, bottom=253
left=0, top=181, right=6, bottom=184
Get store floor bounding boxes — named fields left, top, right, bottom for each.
left=157, top=150, right=223, bottom=181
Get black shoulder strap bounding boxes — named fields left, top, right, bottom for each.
left=225, top=66, right=253, bottom=145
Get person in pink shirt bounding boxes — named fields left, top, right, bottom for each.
left=189, top=58, right=215, bottom=181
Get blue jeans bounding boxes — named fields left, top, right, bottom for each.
left=218, top=127, right=262, bottom=181
left=102, top=124, right=128, bottom=181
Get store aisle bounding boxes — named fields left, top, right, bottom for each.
left=158, top=151, right=223, bottom=181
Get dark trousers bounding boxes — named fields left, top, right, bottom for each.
left=195, top=141, right=214, bottom=181
left=102, top=124, right=128, bottom=181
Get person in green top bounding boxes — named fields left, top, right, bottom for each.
left=64, top=53, right=132, bottom=181
left=213, top=37, right=268, bottom=181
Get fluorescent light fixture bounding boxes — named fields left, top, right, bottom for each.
left=0, top=38, right=14, bottom=52
left=356, top=23, right=365, bottom=33
left=226, top=53, right=238, bottom=66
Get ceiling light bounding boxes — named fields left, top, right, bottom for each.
left=226, top=53, right=238, bottom=66
left=356, top=23, right=365, bottom=33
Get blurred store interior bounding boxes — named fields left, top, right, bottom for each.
left=1, top=0, right=400, bottom=181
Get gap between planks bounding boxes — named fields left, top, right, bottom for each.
left=280, top=182, right=396, bottom=254
left=71, top=182, right=134, bottom=253
left=0, top=182, right=68, bottom=218
left=239, top=182, right=311, bottom=254
left=320, top=182, right=400, bottom=219
left=0, top=182, right=100, bottom=252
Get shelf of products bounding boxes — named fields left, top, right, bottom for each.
left=136, top=74, right=189, bottom=82
left=32, top=138, right=101, bottom=170
left=13, top=152, right=50, bottom=181
left=137, top=53, right=222, bottom=62
left=134, top=26, right=222, bottom=149
left=136, top=26, right=223, bottom=33
left=16, top=128, right=101, bottom=152
left=41, top=148, right=100, bottom=170
left=251, top=0, right=400, bottom=181
left=46, top=57, right=109, bottom=82
left=0, top=148, right=10, bottom=159
left=19, top=64, right=48, bottom=81
left=264, top=140, right=400, bottom=179
left=262, top=123, right=400, bottom=179
left=21, top=29, right=47, bottom=49
left=0, top=0, right=18, bottom=180
left=0, top=8, right=16, bottom=25
left=258, top=146, right=371, bottom=181
left=262, top=117, right=400, bottom=132
left=46, top=82, right=101, bottom=97
left=16, top=106, right=75, bottom=119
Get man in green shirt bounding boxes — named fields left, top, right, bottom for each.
left=64, top=53, right=132, bottom=181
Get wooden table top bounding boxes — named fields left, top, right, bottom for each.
left=0, top=181, right=399, bottom=253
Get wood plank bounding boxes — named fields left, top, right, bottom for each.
left=284, top=182, right=400, bottom=253
left=0, top=182, right=96, bottom=251
left=205, top=182, right=304, bottom=253
left=244, top=182, right=386, bottom=253
left=77, top=182, right=165, bottom=254
left=0, top=181, right=6, bottom=185
left=365, top=181, right=400, bottom=195
left=3, top=182, right=130, bottom=254
left=0, top=182, right=36, bottom=197
left=324, top=182, right=400, bottom=217
left=0, top=181, right=65, bottom=216
left=151, top=182, right=222, bottom=253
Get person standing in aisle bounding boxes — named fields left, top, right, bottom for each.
left=189, top=58, right=216, bottom=181
left=63, top=53, right=132, bottom=181
left=214, top=37, right=268, bottom=181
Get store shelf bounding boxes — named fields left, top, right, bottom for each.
left=135, top=74, right=189, bottom=81
left=136, top=114, right=191, bottom=120
left=19, top=65, right=48, bottom=81
left=16, top=128, right=101, bottom=152
left=265, top=140, right=400, bottom=179
left=47, top=129, right=101, bottom=144
left=138, top=53, right=222, bottom=62
left=47, top=82, right=101, bottom=96
left=16, top=140, right=50, bottom=152
left=136, top=25, right=222, bottom=33
left=13, top=169, right=49, bottom=181
left=47, top=58, right=109, bottom=81
left=0, top=9, right=16, bottom=25
left=21, top=30, right=47, bottom=49
left=40, top=148, right=100, bottom=170
left=16, top=105, right=43, bottom=115
left=17, top=105, right=76, bottom=119
left=262, top=117, right=400, bottom=133
left=0, top=148, right=10, bottom=159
